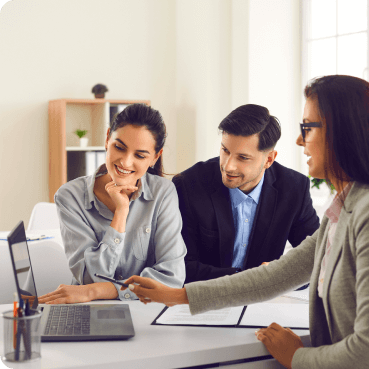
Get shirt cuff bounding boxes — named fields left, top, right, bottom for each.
left=115, top=283, right=138, bottom=301
left=102, top=226, right=125, bottom=249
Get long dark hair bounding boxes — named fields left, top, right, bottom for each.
left=109, top=103, right=167, bottom=177
left=304, top=75, right=369, bottom=187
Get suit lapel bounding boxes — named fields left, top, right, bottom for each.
left=244, top=168, right=278, bottom=269
left=210, top=171, right=235, bottom=267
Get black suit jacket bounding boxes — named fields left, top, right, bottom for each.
left=173, top=157, right=320, bottom=283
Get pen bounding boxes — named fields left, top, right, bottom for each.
left=94, top=273, right=129, bottom=288
left=13, top=293, right=17, bottom=350
left=15, top=303, right=23, bottom=361
left=26, top=235, right=46, bottom=241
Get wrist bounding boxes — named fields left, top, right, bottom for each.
left=115, top=205, right=129, bottom=215
left=90, top=282, right=119, bottom=300
left=179, top=287, right=189, bottom=304
left=111, top=211, right=128, bottom=233
left=87, top=283, right=98, bottom=301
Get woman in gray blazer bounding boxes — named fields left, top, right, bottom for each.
left=125, top=75, right=369, bottom=369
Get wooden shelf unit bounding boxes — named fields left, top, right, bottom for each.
left=48, top=98, right=150, bottom=202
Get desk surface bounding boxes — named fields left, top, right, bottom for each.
left=1, top=230, right=310, bottom=368
left=0, top=299, right=310, bottom=369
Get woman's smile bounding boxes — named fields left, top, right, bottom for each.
left=114, top=164, right=135, bottom=176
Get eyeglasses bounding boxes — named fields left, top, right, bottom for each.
left=299, top=122, right=322, bottom=142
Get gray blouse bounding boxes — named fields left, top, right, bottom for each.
left=54, top=165, right=186, bottom=301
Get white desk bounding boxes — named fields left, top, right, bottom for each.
left=0, top=299, right=310, bottom=369
left=1, top=229, right=310, bottom=368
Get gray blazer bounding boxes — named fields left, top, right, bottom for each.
left=185, top=181, right=369, bottom=369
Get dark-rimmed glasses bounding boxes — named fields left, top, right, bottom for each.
left=299, top=122, right=322, bottom=142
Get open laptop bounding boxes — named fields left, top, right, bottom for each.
left=7, top=221, right=135, bottom=342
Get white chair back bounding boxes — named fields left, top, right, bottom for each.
left=0, top=240, right=72, bottom=304
left=0, top=242, right=18, bottom=304
left=28, top=202, right=59, bottom=231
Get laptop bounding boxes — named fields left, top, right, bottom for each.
left=7, top=221, right=135, bottom=342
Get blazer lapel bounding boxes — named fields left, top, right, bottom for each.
left=322, top=182, right=359, bottom=300
left=210, top=173, right=235, bottom=267
left=322, top=198, right=354, bottom=312
left=244, top=168, right=278, bottom=269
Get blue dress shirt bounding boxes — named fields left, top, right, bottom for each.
left=229, top=174, right=265, bottom=269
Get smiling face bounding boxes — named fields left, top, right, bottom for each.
left=219, top=133, right=277, bottom=194
left=105, top=124, right=161, bottom=186
left=296, top=98, right=326, bottom=179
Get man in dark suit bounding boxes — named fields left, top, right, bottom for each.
left=173, top=104, right=319, bottom=283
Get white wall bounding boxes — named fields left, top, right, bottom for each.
left=175, top=0, right=302, bottom=170
left=0, top=0, right=177, bottom=230
left=175, top=0, right=232, bottom=170
left=248, top=0, right=302, bottom=170
left=0, top=0, right=302, bottom=231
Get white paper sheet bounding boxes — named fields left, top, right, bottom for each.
left=156, top=305, right=244, bottom=326
left=282, top=287, right=310, bottom=303
left=240, top=303, right=309, bottom=329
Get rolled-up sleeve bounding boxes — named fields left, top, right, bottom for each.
left=55, top=190, right=125, bottom=286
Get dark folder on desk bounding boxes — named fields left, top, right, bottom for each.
left=152, top=303, right=309, bottom=330
left=7, top=221, right=135, bottom=342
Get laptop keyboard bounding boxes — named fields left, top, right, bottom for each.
left=44, top=305, right=90, bottom=336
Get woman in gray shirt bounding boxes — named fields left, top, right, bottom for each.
left=39, top=104, right=186, bottom=303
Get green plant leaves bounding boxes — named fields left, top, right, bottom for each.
left=74, top=129, right=88, bottom=138
left=308, top=175, right=335, bottom=193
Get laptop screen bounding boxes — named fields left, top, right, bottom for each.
left=7, top=221, right=39, bottom=309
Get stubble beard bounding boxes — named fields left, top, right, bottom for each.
left=220, top=162, right=265, bottom=191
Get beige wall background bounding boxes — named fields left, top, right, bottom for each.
left=0, top=0, right=302, bottom=231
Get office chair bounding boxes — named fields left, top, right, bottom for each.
left=0, top=240, right=72, bottom=303
left=27, top=202, right=59, bottom=231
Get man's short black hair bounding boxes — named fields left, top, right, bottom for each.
left=218, top=104, right=281, bottom=151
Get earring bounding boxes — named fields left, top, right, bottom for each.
left=150, top=165, right=155, bottom=169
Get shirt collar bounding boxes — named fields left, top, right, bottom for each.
left=229, top=173, right=265, bottom=208
left=325, top=182, right=353, bottom=223
left=84, top=164, right=153, bottom=210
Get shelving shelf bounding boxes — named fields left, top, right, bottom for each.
left=66, top=146, right=106, bottom=151
left=48, top=98, right=150, bottom=202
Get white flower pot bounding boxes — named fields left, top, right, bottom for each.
left=80, top=137, right=88, bottom=148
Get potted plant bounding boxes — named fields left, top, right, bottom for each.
left=309, top=177, right=335, bottom=194
left=75, top=129, right=88, bottom=148
left=91, top=84, right=108, bottom=99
